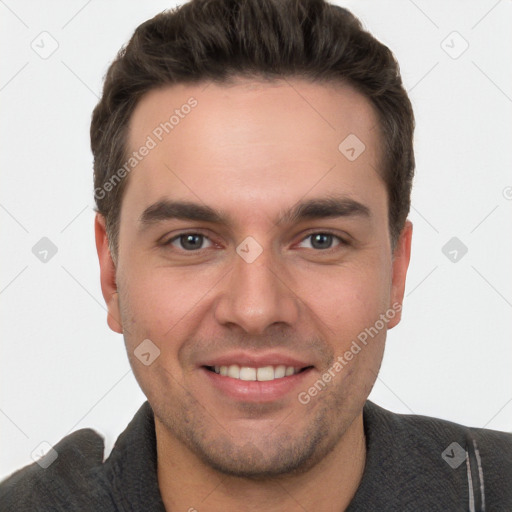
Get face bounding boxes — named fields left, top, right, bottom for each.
left=96, top=78, right=412, bottom=478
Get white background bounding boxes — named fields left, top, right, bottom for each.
left=1, top=0, right=511, bottom=480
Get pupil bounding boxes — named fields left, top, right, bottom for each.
left=312, top=233, right=332, bottom=249
left=181, top=234, right=202, bottom=250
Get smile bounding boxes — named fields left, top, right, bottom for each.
left=206, top=364, right=309, bottom=381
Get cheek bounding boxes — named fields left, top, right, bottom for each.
left=292, top=257, right=390, bottom=340
left=117, top=266, right=216, bottom=397
left=118, top=263, right=220, bottom=347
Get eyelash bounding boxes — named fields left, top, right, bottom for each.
left=161, top=231, right=349, bottom=253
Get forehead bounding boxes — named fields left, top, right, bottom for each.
left=122, top=78, right=384, bottom=225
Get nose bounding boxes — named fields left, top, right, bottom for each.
left=213, top=244, right=300, bottom=335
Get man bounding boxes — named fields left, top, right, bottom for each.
left=1, top=0, right=510, bottom=510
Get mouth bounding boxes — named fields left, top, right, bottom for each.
left=204, top=364, right=313, bottom=382
left=200, top=357, right=315, bottom=403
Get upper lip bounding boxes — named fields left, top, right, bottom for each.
left=199, top=351, right=314, bottom=369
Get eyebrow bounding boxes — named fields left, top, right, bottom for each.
left=138, top=196, right=371, bottom=229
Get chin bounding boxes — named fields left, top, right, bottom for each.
left=165, top=408, right=341, bottom=480
left=193, top=433, right=327, bottom=480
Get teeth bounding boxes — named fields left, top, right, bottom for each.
left=213, top=364, right=302, bottom=381
left=256, top=366, right=274, bottom=381
left=239, top=367, right=257, bottom=381
left=227, top=364, right=240, bottom=379
left=274, top=365, right=286, bottom=378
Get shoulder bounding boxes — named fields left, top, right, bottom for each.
left=368, top=401, right=512, bottom=459
left=0, top=428, right=113, bottom=512
left=362, top=401, right=512, bottom=509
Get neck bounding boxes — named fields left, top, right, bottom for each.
left=156, top=413, right=366, bottom=512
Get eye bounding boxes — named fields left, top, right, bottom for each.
left=297, top=232, right=346, bottom=250
left=165, top=233, right=214, bottom=251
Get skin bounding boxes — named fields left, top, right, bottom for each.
left=95, top=78, right=412, bottom=511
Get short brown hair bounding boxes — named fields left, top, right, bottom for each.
left=91, top=0, right=415, bottom=260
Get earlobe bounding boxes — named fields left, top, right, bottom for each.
left=388, top=220, right=413, bottom=329
left=107, top=292, right=123, bottom=334
left=94, top=213, right=123, bottom=334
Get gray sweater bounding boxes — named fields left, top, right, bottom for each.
left=1, top=401, right=510, bottom=511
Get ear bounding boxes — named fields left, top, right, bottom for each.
left=94, top=213, right=123, bottom=333
left=387, top=220, right=413, bottom=329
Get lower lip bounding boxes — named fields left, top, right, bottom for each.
left=201, top=367, right=313, bottom=403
